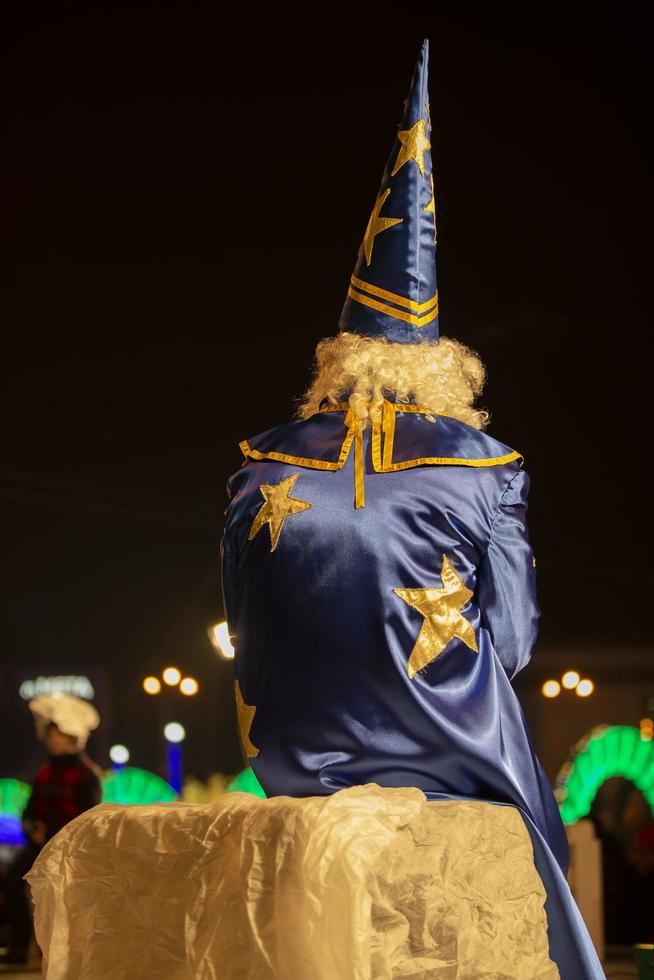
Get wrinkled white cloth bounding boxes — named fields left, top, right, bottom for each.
left=27, top=784, right=559, bottom=979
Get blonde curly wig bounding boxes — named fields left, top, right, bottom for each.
left=297, top=332, right=489, bottom=430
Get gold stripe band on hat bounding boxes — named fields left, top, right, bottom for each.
left=348, top=286, right=439, bottom=328
left=351, top=274, right=438, bottom=314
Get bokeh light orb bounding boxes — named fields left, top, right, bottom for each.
left=163, top=667, right=182, bottom=686
left=562, top=670, right=581, bottom=690
left=164, top=722, right=185, bottom=744
left=180, top=677, right=199, bottom=696
left=542, top=680, right=561, bottom=698
left=576, top=679, right=594, bottom=698
left=143, top=676, right=161, bottom=695
left=109, top=744, right=130, bottom=765
left=208, top=621, right=235, bottom=660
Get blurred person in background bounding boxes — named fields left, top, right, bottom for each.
left=0, top=694, right=100, bottom=966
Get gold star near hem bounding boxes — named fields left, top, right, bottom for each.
left=395, top=555, right=478, bottom=678
left=391, top=118, right=431, bottom=177
left=235, top=680, right=259, bottom=758
left=248, top=474, right=312, bottom=551
left=424, top=173, right=437, bottom=243
left=363, top=188, right=403, bottom=265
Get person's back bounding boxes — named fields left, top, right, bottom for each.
left=223, top=396, right=568, bottom=872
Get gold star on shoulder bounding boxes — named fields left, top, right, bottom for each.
left=248, top=474, right=312, bottom=552
left=391, top=118, right=431, bottom=177
left=235, top=680, right=259, bottom=758
left=394, top=555, right=478, bottom=679
left=363, top=188, right=403, bottom=266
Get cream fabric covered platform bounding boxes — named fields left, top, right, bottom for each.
left=27, top=785, right=559, bottom=979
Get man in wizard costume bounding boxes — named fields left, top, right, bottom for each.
left=222, top=40, right=605, bottom=979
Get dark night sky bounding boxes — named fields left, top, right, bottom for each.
left=1, top=3, right=651, bottom=777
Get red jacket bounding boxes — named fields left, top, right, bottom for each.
left=22, top=752, right=102, bottom=840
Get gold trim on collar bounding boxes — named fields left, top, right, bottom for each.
left=239, top=402, right=523, bottom=509
left=382, top=399, right=396, bottom=470
left=343, top=409, right=366, bottom=508
left=239, top=433, right=355, bottom=471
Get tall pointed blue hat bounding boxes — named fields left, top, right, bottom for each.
left=339, top=39, right=438, bottom=344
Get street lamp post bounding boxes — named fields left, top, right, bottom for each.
left=140, top=669, right=198, bottom=793
left=542, top=670, right=595, bottom=699
left=163, top=722, right=185, bottom=793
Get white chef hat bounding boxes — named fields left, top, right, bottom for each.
left=29, top=693, right=100, bottom=748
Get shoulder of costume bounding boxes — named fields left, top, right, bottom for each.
left=388, top=412, right=522, bottom=470
left=238, top=406, right=523, bottom=473
left=239, top=413, right=353, bottom=472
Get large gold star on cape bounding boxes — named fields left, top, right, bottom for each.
left=395, top=555, right=478, bottom=678
left=363, top=188, right=403, bottom=265
left=391, top=118, right=431, bottom=177
left=248, top=474, right=312, bottom=552
left=235, top=680, right=259, bottom=758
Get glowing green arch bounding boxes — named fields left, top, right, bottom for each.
left=0, top=779, right=32, bottom=846
left=556, top=725, right=654, bottom=824
left=101, top=767, right=177, bottom=804
left=226, top=767, right=266, bottom=797
left=0, top=778, right=31, bottom=819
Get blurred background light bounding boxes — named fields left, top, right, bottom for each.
left=164, top=722, right=185, bottom=744
left=162, top=667, right=182, bottom=686
left=226, top=767, right=266, bottom=797
left=143, top=676, right=161, bottom=695
left=102, top=768, right=177, bottom=804
left=576, top=679, right=594, bottom=697
left=167, top=743, right=183, bottom=793
left=542, top=680, right=561, bottom=698
left=180, top=677, right=199, bottom=696
left=109, top=744, right=130, bottom=765
left=19, top=675, right=95, bottom=701
left=562, top=670, right=581, bottom=690
left=640, top=718, right=653, bottom=741
left=208, top=621, right=234, bottom=659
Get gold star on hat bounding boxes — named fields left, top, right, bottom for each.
left=363, top=188, right=403, bottom=266
left=248, top=474, right=312, bottom=552
left=424, top=173, right=437, bottom=242
left=391, top=117, right=431, bottom=177
left=235, top=680, right=259, bottom=758
left=395, top=555, right=478, bottom=678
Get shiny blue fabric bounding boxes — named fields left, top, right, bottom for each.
left=338, top=39, right=439, bottom=343
left=222, top=409, right=605, bottom=979
left=243, top=406, right=513, bottom=467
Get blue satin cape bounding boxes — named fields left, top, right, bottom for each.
left=222, top=404, right=605, bottom=979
